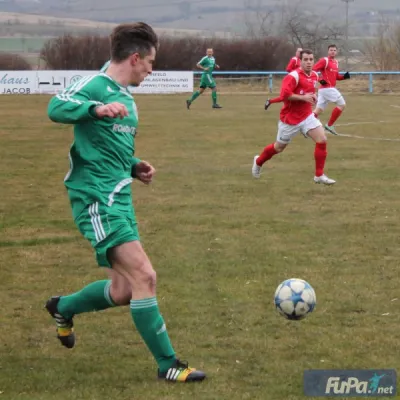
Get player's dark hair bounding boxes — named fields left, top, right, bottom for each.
left=328, top=44, right=337, bottom=50
left=110, top=22, right=159, bottom=62
left=300, top=49, right=313, bottom=60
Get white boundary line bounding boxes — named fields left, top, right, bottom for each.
left=330, top=119, right=400, bottom=142
left=335, top=133, right=400, bottom=142
left=335, top=121, right=390, bottom=127
left=390, top=105, right=400, bottom=109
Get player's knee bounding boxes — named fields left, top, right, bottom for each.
left=316, top=133, right=328, bottom=144
left=274, top=142, right=286, bottom=153
left=131, top=263, right=157, bottom=292
left=338, top=104, right=346, bottom=110
left=110, top=283, right=131, bottom=305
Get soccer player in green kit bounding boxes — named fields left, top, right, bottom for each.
left=186, top=48, right=222, bottom=109
left=45, top=22, right=206, bottom=383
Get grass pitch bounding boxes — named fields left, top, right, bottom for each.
left=1, top=93, right=400, bottom=400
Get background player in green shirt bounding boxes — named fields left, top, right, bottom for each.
left=45, top=22, right=206, bottom=383
left=186, top=48, right=222, bottom=109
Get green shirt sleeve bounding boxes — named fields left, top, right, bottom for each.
left=131, top=156, right=142, bottom=178
left=47, top=76, right=103, bottom=124
left=198, top=56, right=208, bottom=67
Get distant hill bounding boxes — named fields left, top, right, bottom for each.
left=0, top=11, right=235, bottom=38
left=1, top=0, right=400, bottom=35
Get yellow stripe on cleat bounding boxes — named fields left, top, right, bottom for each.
left=57, top=327, right=74, bottom=337
left=177, top=368, right=196, bottom=382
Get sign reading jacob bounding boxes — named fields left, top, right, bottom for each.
left=0, top=72, right=36, bottom=94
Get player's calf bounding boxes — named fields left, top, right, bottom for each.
left=326, top=105, right=345, bottom=133
left=252, top=143, right=282, bottom=178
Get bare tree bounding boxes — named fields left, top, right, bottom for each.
left=243, top=0, right=275, bottom=39
left=364, top=16, right=400, bottom=71
left=242, top=0, right=345, bottom=57
left=279, top=0, right=344, bottom=57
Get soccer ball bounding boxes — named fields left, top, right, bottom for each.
left=274, top=278, right=316, bottom=320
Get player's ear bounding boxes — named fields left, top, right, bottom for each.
left=130, top=53, right=140, bottom=66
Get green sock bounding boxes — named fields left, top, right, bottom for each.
left=212, top=91, right=217, bottom=105
left=130, top=297, right=176, bottom=372
left=189, top=91, right=200, bottom=102
left=58, top=280, right=116, bottom=319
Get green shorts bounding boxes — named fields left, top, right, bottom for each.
left=74, top=202, right=140, bottom=268
left=200, top=74, right=216, bottom=89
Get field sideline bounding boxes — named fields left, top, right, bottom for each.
left=1, top=93, right=400, bottom=400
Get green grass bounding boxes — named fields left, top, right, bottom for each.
left=1, top=92, right=400, bottom=399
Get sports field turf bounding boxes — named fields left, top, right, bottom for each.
left=1, top=92, right=400, bottom=400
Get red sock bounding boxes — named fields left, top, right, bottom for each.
left=257, top=143, right=278, bottom=166
left=269, top=96, right=283, bottom=104
left=314, top=142, right=327, bottom=177
left=328, top=107, right=342, bottom=126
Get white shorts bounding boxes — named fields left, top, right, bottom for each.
left=277, top=114, right=322, bottom=144
left=316, top=87, right=346, bottom=110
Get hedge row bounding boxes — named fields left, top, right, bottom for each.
left=0, top=53, right=32, bottom=70
left=39, top=34, right=295, bottom=71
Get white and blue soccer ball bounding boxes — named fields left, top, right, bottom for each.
left=274, top=278, right=316, bottom=320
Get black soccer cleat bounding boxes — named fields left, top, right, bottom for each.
left=212, top=104, right=222, bottom=109
left=45, top=296, right=75, bottom=349
left=186, top=100, right=191, bottom=110
left=158, top=359, right=206, bottom=382
left=264, top=99, right=271, bottom=110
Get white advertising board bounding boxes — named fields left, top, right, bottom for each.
left=0, top=70, right=193, bottom=95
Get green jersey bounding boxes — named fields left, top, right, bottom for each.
left=198, top=56, right=216, bottom=77
left=47, top=73, right=140, bottom=219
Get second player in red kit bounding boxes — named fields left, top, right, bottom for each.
left=253, top=49, right=336, bottom=185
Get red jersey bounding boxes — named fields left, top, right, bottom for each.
left=313, top=57, right=344, bottom=88
left=286, top=56, right=301, bottom=73
left=280, top=68, right=319, bottom=125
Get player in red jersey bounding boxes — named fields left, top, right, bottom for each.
left=253, top=49, right=336, bottom=185
left=264, top=48, right=302, bottom=111
left=313, top=44, right=350, bottom=135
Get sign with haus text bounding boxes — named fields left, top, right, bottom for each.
left=0, top=71, right=37, bottom=94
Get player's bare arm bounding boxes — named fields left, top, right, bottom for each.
left=196, top=63, right=207, bottom=71
left=134, top=161, right=156, bottom=185
left=95, top=102, right=129, bottom=119
left=288, top=94, right=316, bottom=104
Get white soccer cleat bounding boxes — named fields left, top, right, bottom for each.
left=324, top=124, right=338, bottom=136
left=252, top=155, right=261, bottom=178
left=314, top=174, right=336, bottom=185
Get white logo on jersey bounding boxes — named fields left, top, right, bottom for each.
left=113, top=124, right=136, bottom=136
left=107, top=86, right=115, bottom=93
